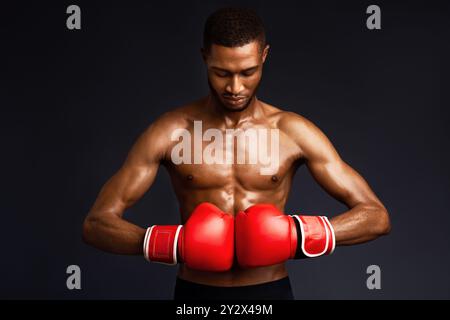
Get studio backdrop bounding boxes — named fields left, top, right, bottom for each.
left=1, top=0, right=448, bottom=299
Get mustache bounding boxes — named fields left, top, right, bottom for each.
left=223, top=94, right=246, bottom=99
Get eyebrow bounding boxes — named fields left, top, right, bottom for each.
left=211, top=66, right=259, bottom=73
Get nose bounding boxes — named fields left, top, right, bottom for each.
left=226, top=75, right=244, bottom=96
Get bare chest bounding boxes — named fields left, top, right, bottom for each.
left=164, top=124, right=301, bottom=190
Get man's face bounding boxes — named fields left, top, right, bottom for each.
left=203, top=41, right=269, bottom=112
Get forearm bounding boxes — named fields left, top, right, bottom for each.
left=330, top=203, right=390, bottom=246
left=82, top=213, right=146, bottom=255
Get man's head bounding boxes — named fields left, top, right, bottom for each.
left=202, top=7, right=269, bottom=112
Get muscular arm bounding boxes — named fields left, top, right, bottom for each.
left=284, top=114, right=391, bottom=245
left=82, top=115, right=172, bottom=255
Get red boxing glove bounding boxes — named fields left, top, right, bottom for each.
left=235, top=203, right=335, bottom=268
left=143, top=202, right=234, bottom=272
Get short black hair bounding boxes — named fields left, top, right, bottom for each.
left=203, top=7, right=266, bottom=54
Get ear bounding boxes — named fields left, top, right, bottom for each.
left=262, top=44, right=270, bottom=63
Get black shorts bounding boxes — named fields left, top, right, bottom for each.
left=173, top=276, right=294, bottom=300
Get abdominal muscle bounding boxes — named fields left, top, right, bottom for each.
left=177, top=262, right=288, bottom=287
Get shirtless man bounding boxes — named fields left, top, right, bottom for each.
left=82, top=7, right=391, bottom=300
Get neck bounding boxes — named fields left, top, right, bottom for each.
left=206, top=94, right=261, bottom=128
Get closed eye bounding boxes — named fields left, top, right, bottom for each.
left=242, top=70, right=257, bottom=77
left=215, top=71, right=230, bottom=77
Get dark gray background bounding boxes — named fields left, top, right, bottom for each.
left=1, top=0, right=448, bottom=299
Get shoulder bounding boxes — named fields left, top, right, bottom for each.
left=260, top=103, right=333, bottom=158
left=277, top=111, right=309, bottom=131
left=142, top=100, right=201, bottom=140
left=149, top=97, right=210, bottom=131
left=259, top=102, right=317, bottom=139
left=132, top=102, right=198, bottom=162
left=153, top=106, right=192, bottom=130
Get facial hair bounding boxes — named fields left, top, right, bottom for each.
left=207, top=78, right=258, bottom=113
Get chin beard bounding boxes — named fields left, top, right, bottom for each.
left=207, top=78, right=257, bottom=112
left=226, top=97, right=253, bottom=112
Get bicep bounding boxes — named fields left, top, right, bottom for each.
left=300, top=120, right=381, bottom=208
left=307, top=157, right=378, bottom=207
left=92, top=158, right=159, bottom=217
left=89, top=124, right=166, bottom=219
